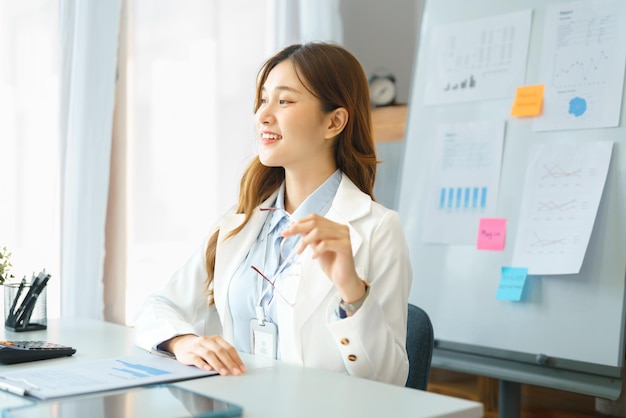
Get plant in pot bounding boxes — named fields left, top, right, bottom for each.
left=1, top=246, right=17, bottom=329
left=0, top=246, right=14, bottom=285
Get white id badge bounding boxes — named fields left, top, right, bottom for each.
left=249, top=319, right=278, bottom=359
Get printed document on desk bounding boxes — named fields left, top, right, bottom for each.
left=0, top=354, right=217, bottom=400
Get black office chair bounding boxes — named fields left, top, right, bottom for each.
left=405, top=303, right=434, bottom=390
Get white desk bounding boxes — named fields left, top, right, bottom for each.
left=0, top=318, right=483, bottom=417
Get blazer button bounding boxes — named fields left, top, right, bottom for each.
left=347, top=354, right=357, bottom=361
left=340, top=338, right=350, bottom=345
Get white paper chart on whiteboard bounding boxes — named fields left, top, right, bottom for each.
left=534, top=0, right=626, bottom=131
left=421, top=121, right=505, bottom=244
left=511, top=141, right=613, bottom=274
left=424, top=9, right=532, bottom=105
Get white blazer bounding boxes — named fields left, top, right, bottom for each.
left=135, top=174, right=413, bottom=386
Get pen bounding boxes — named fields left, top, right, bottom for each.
left=11, top=275, right=40, bottom=328
left=6, top=276, right=26, bottom=327
left=0, top=380, right=27, bottom=397
left=14, top=272, right=49, bottom=329
left=19, top=274, right=49, bottom=327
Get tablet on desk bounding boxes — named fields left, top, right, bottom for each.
left=1, top=385, right=242, bottom=418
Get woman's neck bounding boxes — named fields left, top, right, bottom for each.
left=283, top=165, right=337, bottom=213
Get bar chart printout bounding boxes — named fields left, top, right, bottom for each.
left=422, top=121, right=505, bottom=244
left=511, top=141, right=613, bottom=274
left=424, top=9, right=532, bottom=104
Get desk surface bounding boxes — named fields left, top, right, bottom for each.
left=0, top=318, right=483, bottom=418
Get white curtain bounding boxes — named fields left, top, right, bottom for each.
left=0, top=1, right=61, bottom=318
left=121, top=0, right=272, bottom=325
left=274, top=0, right=344, bottom=48
left=121, top=1, right=344, bottom=325
left=59, top=0, right=121, bottom=319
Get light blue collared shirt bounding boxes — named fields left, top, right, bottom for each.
left=228, top=170, right=342, bottom=356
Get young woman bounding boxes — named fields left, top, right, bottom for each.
left=135, top=42, right=412, bottom=386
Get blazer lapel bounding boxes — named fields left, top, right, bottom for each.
left=213, top=193, right=278, bottom=341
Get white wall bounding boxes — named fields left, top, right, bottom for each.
left=341, top=0, right=423, bottom=209
left=341, top=0, right=422, bottom=104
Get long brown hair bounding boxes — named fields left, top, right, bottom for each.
left=204, top=42, right=377, bottom=300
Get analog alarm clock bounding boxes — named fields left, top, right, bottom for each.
left=369, top=73, right=397, bottom=107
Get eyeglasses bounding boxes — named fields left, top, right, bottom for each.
left=259, top=206, right=297, bottom=222
left=250, top=265, right=296, bottom=307
left=251, top=207, right=301, bottom=307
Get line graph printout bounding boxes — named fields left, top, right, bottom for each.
left=422, top=121, right=505, bottom=244
left=534, top=0, right=626, bottom=131
left=425, top=10, right=532, bottom=105
left=511, top=141, right=613, bottom=274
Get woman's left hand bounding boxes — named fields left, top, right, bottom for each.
left=282, top=214, right=366, bottom=303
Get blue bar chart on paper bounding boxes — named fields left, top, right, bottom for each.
left=422, top=121, right=505, bottom=244
left=439, top=186, right=488, bottom=211
left=112, top=359, right=171, bottom=378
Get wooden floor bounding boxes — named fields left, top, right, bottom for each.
left=427, top=368, right=624, bottom=418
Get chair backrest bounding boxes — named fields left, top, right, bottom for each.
left=405, top=303, right=434, bottom=390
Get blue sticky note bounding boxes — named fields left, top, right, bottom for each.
left=496, top=267, right=528, bottom=301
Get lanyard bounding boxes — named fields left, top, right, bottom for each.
left=255, top=212, right=296, bottom=324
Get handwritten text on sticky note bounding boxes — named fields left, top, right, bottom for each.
left=477, top=218, right=507, bottom=251
left=496, top=267, right=528, bottom=301
left=510, top=85, right=544, bottom=117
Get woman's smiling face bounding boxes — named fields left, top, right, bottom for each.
left=255, top=60, right=335, bottom=173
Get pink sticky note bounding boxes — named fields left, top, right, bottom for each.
left=477, top=218, right=507, bottom=251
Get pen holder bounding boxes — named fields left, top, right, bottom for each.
left=4, top=282, right=47, bottom=332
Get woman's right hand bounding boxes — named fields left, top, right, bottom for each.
left=163, top=334, right=246, bottom=376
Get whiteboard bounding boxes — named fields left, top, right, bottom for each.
left=398, top=0, right=626, bottom=372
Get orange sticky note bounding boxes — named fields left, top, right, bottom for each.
left=477, top=218, right=507, bottom=251
left=510, top=85, right=544, bottom=117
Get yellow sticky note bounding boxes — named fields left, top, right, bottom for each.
left=510, top=85, right=544, bottom=117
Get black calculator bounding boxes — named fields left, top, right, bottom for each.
left=0, top=341, right=76, bottom=364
